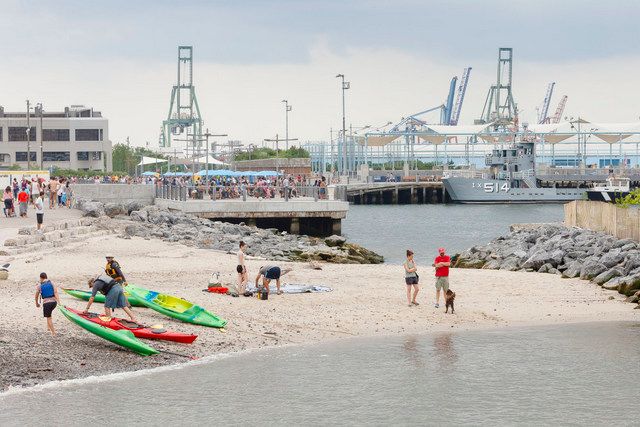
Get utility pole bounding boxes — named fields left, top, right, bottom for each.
left=282, top=100, right=292, bottom=150
left=36, top=103, right=44, bottom=170
left=26, top=100, right=31, bottom=169
left=202, top=129, right=228, bottom=194
left=336, top=74, right=349, bottom=175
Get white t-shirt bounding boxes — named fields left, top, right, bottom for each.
left=35, top=197, right=44, bottom=214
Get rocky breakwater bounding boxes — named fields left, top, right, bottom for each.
left=453, top=223, right=640, bottom=308
left=76, top=200, right=383, bottom=264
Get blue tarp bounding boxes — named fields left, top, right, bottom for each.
left=141, top=171, right=157, bottom=176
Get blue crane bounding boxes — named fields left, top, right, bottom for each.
left=449, top=67, right=471, bottom=125
left=444, top=76, right=457, bottom=125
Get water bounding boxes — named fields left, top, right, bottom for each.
left=342, top=204, right=564, bottom=263
left=2, top=322, right=638, bottom=426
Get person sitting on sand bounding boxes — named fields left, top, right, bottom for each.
left=84, top=274, right=137, bottom=322
left=35, top=272, right=60, bottom=336
left=255, top=265, right=291, bottom=295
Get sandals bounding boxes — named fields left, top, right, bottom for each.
left=276, top=290, right=284, bottom=295
left=412, top=301, right=419, bottom=306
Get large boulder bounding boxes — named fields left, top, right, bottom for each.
left=81, top=201, right=104, bottom=218
left=125, top=201, right=145, bottom=214
left=129, top=210, right=148, bottom=222
left=124, top=224, right=149, bottom=238
left=618, top=274, right=640, bottom=296
left=103, top=203, right=126, bottom=218
left=325, top=235, right=347, bottom=247
left=599, top=249, right=624, bottom=268
left=579, top=261, right=608, bottom=280
left=522, top=250, right=553, bottom=270
left=592, top=268, right=623, bottom=285
left=562, top=261, right=582, bottom=278
left=602, top=277, right=623, bottom=291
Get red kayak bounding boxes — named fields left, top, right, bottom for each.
left=66, top=308, right=198, bottom=344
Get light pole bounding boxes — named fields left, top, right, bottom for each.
left=36, top=103, right=44, bottom=170
left=336, top=74, right=349, bottom=175
left=282, top=100, right=292, bottom=150
left=26, top=99, right=31, bottom=169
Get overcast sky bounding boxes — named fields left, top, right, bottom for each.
left=1, top=0, right=639, bottom=149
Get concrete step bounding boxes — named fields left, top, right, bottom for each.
left=5, top=230, right=110, bottom=255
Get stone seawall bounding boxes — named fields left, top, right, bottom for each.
left=453, top=223, right=640, bottom=307
left=71, top=184, right=155, bottom=205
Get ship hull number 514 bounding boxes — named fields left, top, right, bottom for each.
left=472, top=182, right=510, bottom=193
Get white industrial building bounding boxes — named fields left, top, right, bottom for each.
left=0, top=105, right=112, bottom=171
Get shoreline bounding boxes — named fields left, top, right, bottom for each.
left=3, top=318, right=637, bottom=398
left=1, top=212, right=638, bottom=392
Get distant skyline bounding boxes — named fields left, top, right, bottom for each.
left=1, top=0, right=639, bottom=148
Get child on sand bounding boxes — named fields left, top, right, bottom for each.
left=237, top=241, right=248, bottom=294
left=35, top=272, right=60, bottom=336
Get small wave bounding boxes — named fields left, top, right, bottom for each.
left=0, top=343, right=297, bottom=398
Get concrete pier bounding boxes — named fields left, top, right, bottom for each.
left=338, top=182, right=448, bottom=205
left=155, top=198, right=348, bottom=236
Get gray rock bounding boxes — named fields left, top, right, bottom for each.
left=562, top=261, right=582, bottom=278
left=599, top=249, right=624, bottom=268
left=538, top=263, right=553, bottom=273
left=618, top=274, right=640, bottom=296
left=482, top=259, right=501, bottom=269
left=325, top=235, right=347, bottom=247
left=81, top=201, right=104, bottom=217
left=522, top=250, right=553, bottom=270
left=593, top=268, right=623, bottom=285
left=125, top=201, right=145, bottom=214
left=579, top=261, right=608, bottom=280
left=602, top=277, right=623, bottom=291
left=124, top=224, right=149, bottom=238
left=103, top=203, right=126, bottom=218
left=129, top=210, right=148, bottom=222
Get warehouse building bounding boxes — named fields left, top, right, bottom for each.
left=0, top=104, right=112, bottom=171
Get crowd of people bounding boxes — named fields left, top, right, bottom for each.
left=3, top=176, right=73, bottom=231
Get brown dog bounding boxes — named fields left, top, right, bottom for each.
left=445, top=289, right=456, bottom=313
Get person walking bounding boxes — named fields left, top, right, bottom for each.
left=3, top=186, right=15, bottom=217
left=35, top=191, right=45, bottom=231
left=404, top=250, right=419, bottom=307
left=35, top=272, right=60, bottom=336
left=433, top=247, right=451, bottom=308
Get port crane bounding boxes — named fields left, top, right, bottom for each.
left=550, top=95, right=568, bottom=124
left=449, top=67, right=472, bottom=125
left=537, top=82, right=555, bottom=124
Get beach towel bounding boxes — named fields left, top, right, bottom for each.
left=246, top=283, right=332, bottom=294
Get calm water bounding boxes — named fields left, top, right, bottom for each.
left=1, top=322, right=638, bottom=426
left=342, top=204, right=564, bottom=263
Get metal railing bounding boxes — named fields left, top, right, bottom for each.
left=443, top=170, right=488, bottom=179
left=155, top=184, right=326, bottom=202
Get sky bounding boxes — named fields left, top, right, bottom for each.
left=1, top=0, right=639, bottom=150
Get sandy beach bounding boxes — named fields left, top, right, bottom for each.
left=1, top=212, right=638, bottom=392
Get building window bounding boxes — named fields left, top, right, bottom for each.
left=0, top=153, right=10, bottom=162
left=8, top=127, right=36, bottom=142
left=0, top=128, right=3, bottom=141
left=16, top=152, right=37, bottom=162
left=77, top=151, right=102, bottom=161
left=43, top=151, right=70, bottom=162
left=75, top=129, right=102, bottom=141
left=43, top=129, right=70, bottom=141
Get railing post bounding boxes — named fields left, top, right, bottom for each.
left=284, top=186, right=289, bottom=202
left=242, top=186, right=247, bottom=201
left=314, top=186, right=318, bottom=201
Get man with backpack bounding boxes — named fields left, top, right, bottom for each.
left=35, top=272, right=60, bottom=336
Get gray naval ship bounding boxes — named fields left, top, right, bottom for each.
left=443, top=141, right=585, bottom=203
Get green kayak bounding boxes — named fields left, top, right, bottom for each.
left=127, top=285, right=227, bottom=328
left=62, top=288, right=146, bottom=307
left=59, top=305, right=159, bottom=356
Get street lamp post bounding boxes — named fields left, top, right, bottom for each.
left=26, top=99, right=31, bottom=169
left=282, top=100, right=292, bottom=150
left=36, top=103, right=44, bottom=170
left=336, top=74, right=349, bottom=175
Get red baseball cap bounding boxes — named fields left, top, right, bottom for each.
left=438, top=247, right=446, bottom=253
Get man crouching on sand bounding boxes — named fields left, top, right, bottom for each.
left=255, top=265, right=293, bottom=295
left=84, top=274, right=137, bottom=322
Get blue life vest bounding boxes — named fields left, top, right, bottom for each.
left=40, top=280, right=55, bottom=299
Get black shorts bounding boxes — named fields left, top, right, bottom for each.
left=37, top=213, right=44, bottom=224
left=405, top=277, right=419, bottom=285
left=265, top=267, right=281, bottom=280
left=43, top=301, right=57, bottom=318
left=4, top=199, right=12, bottom=210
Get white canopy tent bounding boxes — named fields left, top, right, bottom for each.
left=137, top=156, right=168, bottom=167
left=194, top=155, right=227, bottom=165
